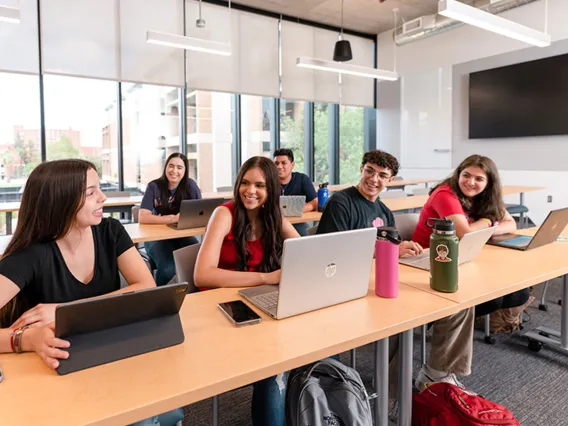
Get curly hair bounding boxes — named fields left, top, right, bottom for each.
left=361, top=150, right=399, bottom=177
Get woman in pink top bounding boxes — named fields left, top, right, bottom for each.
left=195, top=156, right=298, bottom=426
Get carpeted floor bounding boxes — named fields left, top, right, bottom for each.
left=182, top=280, right=568, bottom=426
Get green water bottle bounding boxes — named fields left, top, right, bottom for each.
left=427, top=218, right=459, bottom=293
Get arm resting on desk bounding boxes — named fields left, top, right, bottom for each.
left=139, top=208, right=178, bottom=225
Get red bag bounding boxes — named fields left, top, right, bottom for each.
left=412, top=383, right=520, bottom=426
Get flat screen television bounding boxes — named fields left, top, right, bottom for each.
left=469, top=53, right=568, bottom=139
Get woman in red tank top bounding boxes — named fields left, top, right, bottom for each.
left=195, top=156, right=299, bottom=426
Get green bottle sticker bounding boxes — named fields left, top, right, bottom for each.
left=434, top=244, right=452, bottom=263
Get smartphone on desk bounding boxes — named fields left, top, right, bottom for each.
left=218, top=300, right=261, bottom=327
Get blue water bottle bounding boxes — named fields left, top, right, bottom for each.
left=318, top=182, right=329, bottom=212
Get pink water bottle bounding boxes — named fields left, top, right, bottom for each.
left=375, top=225, right=401, bottom=298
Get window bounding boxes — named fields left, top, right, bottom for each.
left=43, top=75, right=118, bottom=191
left=280, top=100, right=305, bottom=173
left=241, top=95, right=271, bottom=162
left=186, top=90, right=233, bottom=192
left=0, top=73, right=41, bottom=235
left=314, top=103, right=330, bottom=184
left=121, top=83, right=180, bottom=194
left=339, top=106, right=365, bottom=184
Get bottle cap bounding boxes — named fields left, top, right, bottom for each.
left=426, top=218, right=455, bottom=232
left=376, top=226, right=402, bottom=245
left=319, top=182, right=329, bottom=189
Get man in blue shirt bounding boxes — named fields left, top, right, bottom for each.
left=273, top=148, right=317, bottom=236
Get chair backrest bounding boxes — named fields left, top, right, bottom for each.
left=394, top=213, right=420, bottom=241
left=173, top=243, right=201, bottom=293
left=104, top=191, right=130, bottom=198
left=380, top=190, right=407, bottom=199
left=131, top=205, right=140, bottom=223
left=307, top=225, right=318, bottom=236
left=216, top=186, right=233, bottom=192
left=412, top=187, right=430, bottom=196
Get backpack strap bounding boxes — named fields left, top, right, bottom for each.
left=305, top=360, right=348, bottom=383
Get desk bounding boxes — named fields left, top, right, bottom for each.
left=0, top=284, right=459, bottom=426
left=399, top=234, right=568, bottom=354
left=0, top=185, right=542, bottom=236
left=326, top=179, right=439, bottom=193
left=124, top=212, right=322, bottom=244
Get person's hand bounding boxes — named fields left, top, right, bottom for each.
left=11, top=304, right=59, bottom=329
left=172, top=214, right=180, bottom=223
left=399, top=241, right=424, bottom=257
left=21, top=323, right=70, bottom=370
left=262, top=270, right=281, bottom=285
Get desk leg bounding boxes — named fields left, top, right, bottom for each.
left=374, top=339, right=389, bottom=426
left=519, top=193, right=525, bottom=228
left=398, top=330, right=413, bottom=426
left=212, top=395, right=219, bottom=426
left=350, top=348, right=356, bottom=369
left=5, top=212, right=12, bottom=235
left=562, top=275, right=568, bottom=349
left=524, top=275, right=568, bottom=354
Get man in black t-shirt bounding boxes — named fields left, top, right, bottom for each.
left=317, top=150, right=475, bottom=411
left=316, top=149, right=422, bottom=257
left=273, top=148, right=318, bottom=236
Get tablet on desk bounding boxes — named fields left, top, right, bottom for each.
left=55, top=283, right=188, bottom=375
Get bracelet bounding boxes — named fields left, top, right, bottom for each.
left=9, top=330, right=15, bottom=353
left=13, top=325, right=30, bottom=354
left=480, top=218, right=492, bottom=227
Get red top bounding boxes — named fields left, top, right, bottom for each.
left=412, top=184, right=466, bottom=248
left=218, top=201, right=264, bottom=272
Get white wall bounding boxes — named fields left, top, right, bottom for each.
left=376, top=0, right=568, bottom=224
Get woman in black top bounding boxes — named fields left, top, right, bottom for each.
left=0, top=159, right=156, bottom=362
left=139, top=153, right=202, bottom=286
left=0, top=160, right=184, bottom=425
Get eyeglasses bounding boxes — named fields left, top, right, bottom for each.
left=363, top=167, right=391, bottom=181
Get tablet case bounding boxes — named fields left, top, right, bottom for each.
left=55, top=283, right=188, bottom=375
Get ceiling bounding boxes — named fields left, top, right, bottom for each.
left=231, top=0, right=440, bottom=35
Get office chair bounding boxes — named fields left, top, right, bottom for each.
left=173, top=243, right=201, bottom=294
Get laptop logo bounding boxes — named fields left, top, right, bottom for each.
left=175, top=285, right=188, bottom=293
left=552, top=223, right=558, bottom=232
left=325, top=263, right=337, bottom=278
left=198, top=210, right=204, bottom=216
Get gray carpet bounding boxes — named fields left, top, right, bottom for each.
left=182, top=280, right=568, bottom=426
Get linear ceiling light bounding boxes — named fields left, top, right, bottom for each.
left=146, top=30, right=231, bottom=56
left=296, top=57, right=399, bottom=81
left=438, top=0, right=551, bottom=48
left=0, top=6, right=20, bottom=23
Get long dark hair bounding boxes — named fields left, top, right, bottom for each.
left=153, top=153, right=192, bottom=215
left=431, top=154, right=505, bottom=222
left=232, top=156, right=283, bottom=273
left=0, top=159, right=96, bottom=328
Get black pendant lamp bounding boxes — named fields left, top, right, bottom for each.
left=333, top=0, right=352, bottom=62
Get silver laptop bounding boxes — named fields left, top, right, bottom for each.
left=167, top=198, right=224, bottom=230
left=239, top=227, right=376, bottom=319
left=487, top=207, right=568, bottom=251
left=280, top=195, right=306, bottom=217
left=399, top=226, right=496, bottom=271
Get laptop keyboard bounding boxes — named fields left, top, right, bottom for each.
left=405, top=250, right=430, bottom=262
left=251, top=291, right=279, bottom=311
